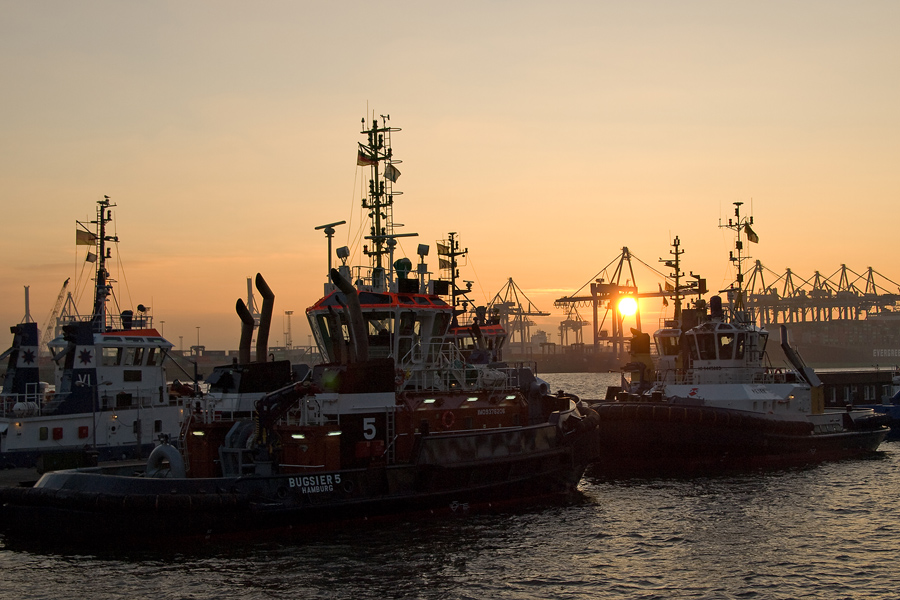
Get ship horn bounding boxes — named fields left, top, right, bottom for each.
left=330, top=268, right=368, bottom=362
left=255, top=273, right=275, bottom=362
left=236, top=298, right=255, bottom=364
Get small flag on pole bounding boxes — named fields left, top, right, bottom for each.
left=357, top=144, right=376, bottom=166
left=384, top=163, right=401, bottom=182
left=76, top=228, right=96, bottom=245
left=744, top=223, right=759, bottom=243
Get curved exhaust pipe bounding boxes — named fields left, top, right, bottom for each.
left=331, top=268, right=368, bottom=362
left=255, top=273, right=275, bottom=362
left=235, top=298, right=255, bottom=364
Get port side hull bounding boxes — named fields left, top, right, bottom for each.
left=589, top=402, right=888, bottom=477
left=0, top=424, right=594, bottom=546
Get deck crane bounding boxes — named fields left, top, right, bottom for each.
left=39, top=278, right=70, bottom=356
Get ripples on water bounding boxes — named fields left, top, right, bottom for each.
left=1, top=373, right=898, bottom=599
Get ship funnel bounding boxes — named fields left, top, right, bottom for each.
left=331, top=267, right=369, bottom=362
left=236, top=298, right=255, bottom=364
left=255, top=273, right=275, bottom=362
left=710, top=295, right=724, bottom=320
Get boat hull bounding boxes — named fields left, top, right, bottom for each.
left=588, top=402, right=889, bottom=477
left=0, top=422, right=595, bottom=546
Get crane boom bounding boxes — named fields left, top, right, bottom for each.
left=40, top=278, right=70, bottom=356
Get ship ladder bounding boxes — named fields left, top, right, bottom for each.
left=178, top=412, right=194, bottom=472
left=385, top=406, right=397, bottom=464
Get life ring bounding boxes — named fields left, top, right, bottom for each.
left=441, top=410, right=455, bottom=429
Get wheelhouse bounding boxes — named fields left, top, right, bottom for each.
left=307, top=290, right=454, bottom=367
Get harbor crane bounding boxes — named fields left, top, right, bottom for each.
left=39, top=278, right=70, bottom=356
left=488, top=278, right=549, bottom=355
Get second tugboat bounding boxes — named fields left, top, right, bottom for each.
left=0, top=114, right=599, bottom=546
left=591, top=203, right=889, bottom=476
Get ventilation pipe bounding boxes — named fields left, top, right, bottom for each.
left=236, top=298, right=255, bottom=364
left=331, top=268, right=368, bottom=362
left=255, top=273, right=275, bottom=362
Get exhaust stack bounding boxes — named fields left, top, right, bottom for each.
left=235, top=298, right=255, bottom=364
left=255, top=273, right=275, bottom=362
left=330, top=268, right=369, bottom=362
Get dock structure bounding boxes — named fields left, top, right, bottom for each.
left=744, top=262, right=900, bottom=326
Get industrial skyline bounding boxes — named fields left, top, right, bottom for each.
left=2, top=1, right=899, bottom=350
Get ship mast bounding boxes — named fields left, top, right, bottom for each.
left=83, top=196, right=118, bottom=333
left=441, top=232, right=469, bottom=326
left=718, top=201, right=758, bottom=312
left=662, top=236, right=685, bottom=323
left=359, top=114, right=414, bottom=292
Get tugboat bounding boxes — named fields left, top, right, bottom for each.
left=0, top=115, right=599, bottom=545
left=591, top=203, right=889, bottom=476
left=0, top=197, right=184, bottom=470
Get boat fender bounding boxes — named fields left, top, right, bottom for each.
left=146, top=443, right=186, bottom=478
left=442, top=410, right=455, bottom=429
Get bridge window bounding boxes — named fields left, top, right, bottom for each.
left=365, top=311, right=393, bottom=358
left=123, top=347, right=137, bottom=366
left=735, top=334, right=746, bottom=359
left=717, top=333, right=735, bottom=360
left=656, top=335, right=680, bottom=357
left=102, top=347, right=122, bottom=366
left=696, top=333, right=716, bottom=360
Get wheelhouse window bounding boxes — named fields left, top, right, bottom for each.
left=123, top=347, right=137, bottom=366
left=102, top=347, right=122, bottom=366
left=696, top=333, right=717, bottom=360
left=656, top=333, right=680, bottom=357
left=757, top=332, right=768, bottom=356
left=365, top=311, right=393, bottom=358
left=717, top=333, right=735, bottom=360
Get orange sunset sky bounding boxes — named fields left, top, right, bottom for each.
left=2, top=1, right=899, bottom=352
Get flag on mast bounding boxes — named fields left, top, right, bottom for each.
left=744, top=223, right=759, bottom=243
left=76, top=228, right=96, bottom=245
left=356, top=143, right=376, bottom=166
left=384, top=163, right=401, bottom=182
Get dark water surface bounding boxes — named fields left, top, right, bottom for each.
left=1, top=373, right=897, bottom=599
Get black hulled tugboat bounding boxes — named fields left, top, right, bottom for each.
left=0, top=115, right=598, bottom=546
left=590, top=204, right=888, bottom=476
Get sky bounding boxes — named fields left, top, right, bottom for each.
left=2, top=1, right=899, bottom=352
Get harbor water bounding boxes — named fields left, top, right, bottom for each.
left=1, top=372, right=898, bottom=599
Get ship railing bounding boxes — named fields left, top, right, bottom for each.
left=0, top=385, right=51, bottom=417
left=400, top=342, right=526, bottom=393
left=658, top=366, right=798, bottom=386
left=57, top=311, right=153, bottom=332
